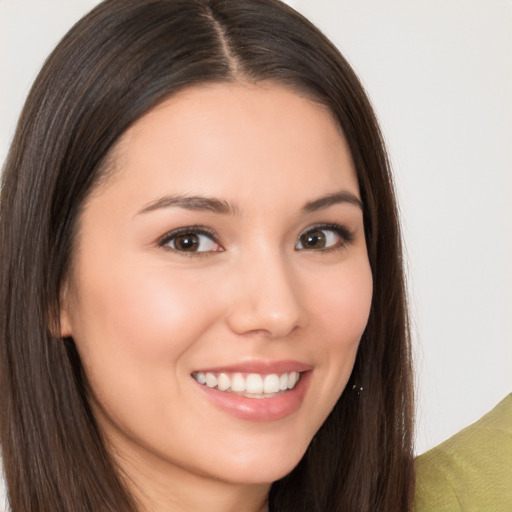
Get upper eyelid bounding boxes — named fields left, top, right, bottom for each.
left=157, top=225, right=221, bottom=247
left=299, top=222, right=353, bottom=237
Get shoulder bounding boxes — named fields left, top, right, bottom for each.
left=413, top=393, right=512, bottom=512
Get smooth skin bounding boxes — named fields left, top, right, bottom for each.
left=60, top=83, right=373, bottom=512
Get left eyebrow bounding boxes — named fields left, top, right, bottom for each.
left=302, top=190, right=363, bottom=213
left=137, top=194, right=239, bottom=216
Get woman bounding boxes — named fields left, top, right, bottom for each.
left=0, top=1, right=414, bottom=511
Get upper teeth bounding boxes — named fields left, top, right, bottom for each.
left=192, top=371, right=301, bottom=395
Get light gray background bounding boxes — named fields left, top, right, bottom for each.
left=1, top=1, right=511, bottom=499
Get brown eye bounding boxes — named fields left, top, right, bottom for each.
left=298, top=229, right=327, bottom=249
left=161, top=229, right=222, bottom=253
left=173, top=233, right=200, bottom=252
left=296, top=225, right=350, bottom=251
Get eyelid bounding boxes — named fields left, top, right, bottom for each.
left=157, top=225, right=223, bottom=254
left=295, top=222, right=354, bottom=251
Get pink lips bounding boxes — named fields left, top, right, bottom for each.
left=193, top=360, right=312, bottom=375
left=192, top=360, right=312, bottom=422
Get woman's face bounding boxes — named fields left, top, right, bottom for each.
left=61, top=83, right=373, bottom=492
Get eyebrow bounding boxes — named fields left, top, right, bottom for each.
left=301, top=190, right=363, bottom=213
left=137, top=195, right=239, bottom=216
left=137, top=189, right=362, bottom=217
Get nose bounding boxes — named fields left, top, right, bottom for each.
left=225, top=250, right=308, bottom=339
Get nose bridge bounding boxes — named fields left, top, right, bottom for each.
left=226, top=244, right=307, bottom=338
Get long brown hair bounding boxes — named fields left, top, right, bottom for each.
left=0, top=1, right=414, bottom=510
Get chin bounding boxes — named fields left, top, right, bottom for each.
left=207, top=438, right=310, bottom=485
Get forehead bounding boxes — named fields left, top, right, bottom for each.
left=93, top=82, right=359, bottom=213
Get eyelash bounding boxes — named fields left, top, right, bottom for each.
left=295, top=223, right=355, bottom=253
left=157, top=223, right=354, bottom=256
left=158, top=225, right=222, bottom=257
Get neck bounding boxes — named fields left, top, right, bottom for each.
left=133, top=471, right=269, bottom=512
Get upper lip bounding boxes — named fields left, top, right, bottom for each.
left=192, top=360, right=312, bottom=375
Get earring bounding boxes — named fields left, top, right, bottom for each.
left=352, top=384, right=364, bottom=395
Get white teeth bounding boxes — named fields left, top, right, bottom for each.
left=231, top=373, right=246, bottom=392
left=246, top=374, right=263, bottom=394
left=263, top=374, right=280, bottom=394
left=195, top=372, right=206, bottom=385
left=217, top=372, right=231, bottom=391
left=205, top=372, right=217, bottom=388
left=192, top=370, right=302, bottom=396
left=288, top=371, right=299, bottom=389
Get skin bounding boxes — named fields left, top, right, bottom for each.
left=60, top=83, right=373, bottom=512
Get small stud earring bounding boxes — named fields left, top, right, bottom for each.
left=351, top=384, right=364, bottom=395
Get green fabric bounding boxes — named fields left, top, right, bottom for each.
left=414, top=393, right=512, bottom=512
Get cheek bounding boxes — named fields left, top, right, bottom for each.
left=310, top=259, right=373, bottom=345
left=306, top=259, right=373, bottom=398
left=68, top=259, right=224, bottom=393
left=68, top=263, right=229, bottom=446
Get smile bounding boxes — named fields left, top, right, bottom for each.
left=192, top=371, right=301, bottom=398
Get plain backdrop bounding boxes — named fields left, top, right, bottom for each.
left=1, top=0, right=511, bottom=501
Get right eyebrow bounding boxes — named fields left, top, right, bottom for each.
left=136, top=195, right=240, bottom=216
left=302, top=190, right=363, bottom=213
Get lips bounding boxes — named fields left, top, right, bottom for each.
left=191, top=361, right=311, bottom=421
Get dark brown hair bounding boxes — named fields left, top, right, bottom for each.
left=0, top=1, right=414, bottom=510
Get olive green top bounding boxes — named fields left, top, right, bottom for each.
left=414, top=393, right=512, bottom=512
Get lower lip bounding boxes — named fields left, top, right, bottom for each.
left=195, top=371, right=311, bottom=422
